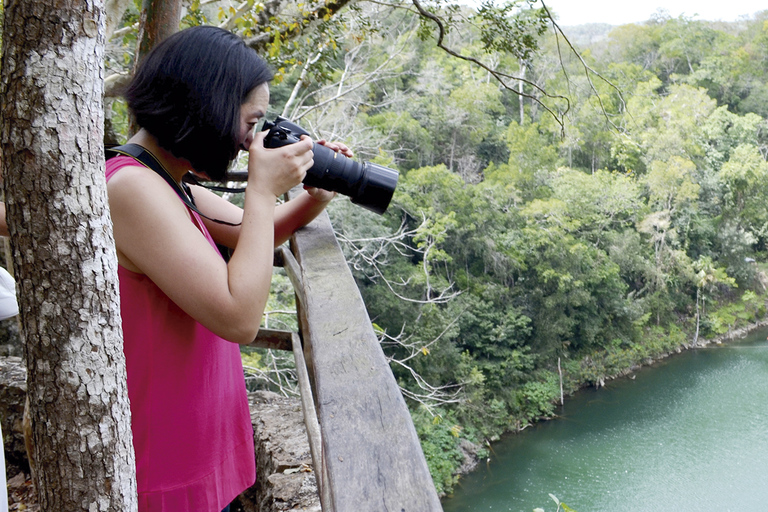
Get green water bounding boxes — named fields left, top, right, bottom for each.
left=442, top=328, right=768, bottom=512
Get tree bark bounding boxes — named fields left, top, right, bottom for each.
left=0, top=0, right=137, bottom=510
left=133, top=0, right=182, bottom=71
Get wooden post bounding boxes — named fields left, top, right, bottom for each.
left=288, top=196, right=442, bottom=511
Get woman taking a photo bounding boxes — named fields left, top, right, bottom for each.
left=106, top=25, right=347, bottom=511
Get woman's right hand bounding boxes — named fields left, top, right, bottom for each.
left=246, top=130, right=313, bottom=198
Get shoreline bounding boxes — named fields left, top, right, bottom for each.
left=449, top=316, right=768, bottom=489
left=603, top=317, right=768, bottom=384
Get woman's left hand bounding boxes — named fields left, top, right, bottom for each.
left=304, top=139, right=355, bottom=202
left=317, top=139, right=354, bottom=158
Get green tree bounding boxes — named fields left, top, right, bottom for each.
left=548, top=168, right=643, bottom=248
left=638, top=156, right=700, bottom=322
left=718, top=144, right=768, bottom=247
left=630, top=82, right=717, bottom=167
left=692, top=256, right=736, bottom=344
left=485, top=120, right=558, bottom=201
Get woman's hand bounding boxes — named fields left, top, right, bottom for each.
left=316, top=139, right=353, bottom=158
left=303, top=139, right=354, bottom=202
left=246, top=130, right=313, bottom=198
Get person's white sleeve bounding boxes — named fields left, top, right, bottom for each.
left=0, top=267, right=18, bottom=321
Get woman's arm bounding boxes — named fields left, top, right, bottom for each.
left=194, top=186, right=333, bottom=249
left=107, top=131, right=313, bottom=344
left=197, top=138, right=351, bottom=248
left=273, top=139, right=350, bottom=244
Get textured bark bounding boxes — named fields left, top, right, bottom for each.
left=0, top=0, right=137, bottom=510
left=133, top=0, right=182, bottom=71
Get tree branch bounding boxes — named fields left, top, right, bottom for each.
left=539, top=0, right=629, bottom=130
left=410, top=0, right=570, bottom=134
left=335, top=214, right=462, bottom=304
left=244, top=0, right=356, bottom=54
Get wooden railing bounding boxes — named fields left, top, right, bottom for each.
left=250, top=187, right=443, bottom=511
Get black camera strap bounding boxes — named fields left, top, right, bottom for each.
left=182, top=173, right=247, bottom=194
left=105, top=143, right=242, bottom=228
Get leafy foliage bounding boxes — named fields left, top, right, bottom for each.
left=100, top=1, right=768, bottom=496
left=315, top=8, right=768, bottom=493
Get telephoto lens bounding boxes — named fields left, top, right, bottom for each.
left=262, top=117, right=399, bottom=215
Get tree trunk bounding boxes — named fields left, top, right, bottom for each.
left=694, top=288, right=701, bottom=346
left=518, top=61, right=525, bottom=125
left=0, top=0, right=137, bottom=510
left=129, top=0, right=182, bottom=135
left=133, top=0, right=182, bottom=71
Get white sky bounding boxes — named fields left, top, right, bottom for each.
left=538, top=0, right=766, bottom=26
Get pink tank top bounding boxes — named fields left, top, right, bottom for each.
left=106, top=156, right=256, bottom=511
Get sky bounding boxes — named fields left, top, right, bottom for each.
left=538, top=0, right=766, bottom=26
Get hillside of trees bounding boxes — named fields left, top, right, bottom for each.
left=286, top=8, right=768, bottom=494
left=100, top=1, right=768, bottom=496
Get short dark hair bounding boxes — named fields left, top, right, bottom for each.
left=125, top=26, right=273, bottom=181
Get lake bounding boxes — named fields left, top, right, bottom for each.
left=442, top=328, right=768, bottom=512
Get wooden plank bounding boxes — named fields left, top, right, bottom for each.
left=251, top=328, right=293, bottom=351
left=288, top=200, right=443, bottom=512
left=289, top=331, right=332, bottom=510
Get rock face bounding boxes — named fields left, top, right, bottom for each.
left=1, top=356, right=320, bottom=511
left=233, top=391, right=321, bottom=512
left=0, top=356, right=28, bottom=475
left=455, top=438, right=482, bottom=477
left=0, top=318, right=22, bottom=358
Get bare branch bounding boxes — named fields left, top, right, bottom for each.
left=109, top=22, right=138, bottom=41
left=380, top=330, right=464, bottom=415
left=219, top=0, right=255, bottom=31
left=105, top=73, right=132, bottom=99
left=282, top=28, right=416, bottom=125
left=410, top=0, right=570, bottom=133
left=281, top=49, right=327, bottom=118
left=539, top=0, right=629, bottom=130
left=243, top=349, right=299, bottom=397
left=335, top=214, right=462, bottom=304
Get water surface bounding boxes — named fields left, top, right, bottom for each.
left=442, top=329, right=768, bottom=512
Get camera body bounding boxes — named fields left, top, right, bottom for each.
left=262, top=117, right=398, bottom=215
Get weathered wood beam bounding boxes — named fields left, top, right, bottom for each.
left=288, top=191, right=442, bottom=511
left=251, top=328, right=293, bottom=351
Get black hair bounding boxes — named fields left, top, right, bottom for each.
left=125, top=26, right=273, bottom=181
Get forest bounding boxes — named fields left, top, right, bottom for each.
left=259, top=6, right=768, bottom=495
left=6, top=0, right=768, bottom=499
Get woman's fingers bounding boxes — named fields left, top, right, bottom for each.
left=316, top=139, right=354, bottom=158
left=247, top=131, right=313, bottom=196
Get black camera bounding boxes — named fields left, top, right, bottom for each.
left=262, top=117, right=399, bottom=215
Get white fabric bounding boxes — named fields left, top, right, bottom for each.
left=0, top=267, right=17, bottom=321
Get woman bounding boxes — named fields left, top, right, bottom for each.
left=106, top=26, right=348, bottom=511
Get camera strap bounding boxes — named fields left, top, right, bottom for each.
left=182, top=173, right=247, bottom=194
left=105, top=143, right=242, bottom=227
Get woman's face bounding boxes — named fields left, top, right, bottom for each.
left=239, top=82, right=270, bottom=150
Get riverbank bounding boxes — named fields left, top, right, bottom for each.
left=447, top=313, right=768, bottom=491
left=442, top=325, right=768, bottom=511
left=600, top=317, right=768, bottom=385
